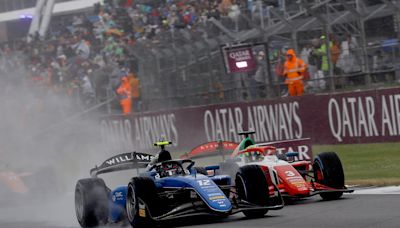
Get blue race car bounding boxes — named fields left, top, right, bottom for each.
left=74, top=141, right=284, bottom=228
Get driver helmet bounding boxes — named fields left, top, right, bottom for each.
left=147, top=149, right=172, bottom=170
left=243, top=151, right=263, bottom=162
left=158, top=150, right=172, bottom=163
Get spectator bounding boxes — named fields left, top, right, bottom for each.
left=273, top=48, right=287, bottom=95
left=372, top=50, right=392, bottom=83
left=330, top=39, right=343, bottom=87
left=300, top=44, right=312, bottom=65
left=249, top=51, right=267, bottom=100
left=116, top=76, right=132, bottom=115
left=81, top=69, right=96, bottom=107
left=219, top=0, right=233, bottom=16
left=1, top=0, right=284, bottom=113
left=309, top=37, right=327, bottom=91
left=127, top=71, right=141, bottom=112
left=282, top=49, right=307, bottom=96
left=73, top=38, right=91, bottom=60
left=314, top=35, right=332, bottom=76
left=331, top=39, right=341, bottom=69
left=336, top=34, right=361, bottom=74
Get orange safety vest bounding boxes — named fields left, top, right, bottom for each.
left=283, top=49, right=307, bottom=84
left=117, top=80, right=132, bottom=101
left=117, top=78, right=132, bottom=114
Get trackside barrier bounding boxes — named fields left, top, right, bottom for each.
left=100, top=87, right=400, bottom=153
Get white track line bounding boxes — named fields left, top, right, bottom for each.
left=354, top=186, right=400, bottom=194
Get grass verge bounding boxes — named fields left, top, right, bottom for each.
left=314, top=143, right=400, bottom=186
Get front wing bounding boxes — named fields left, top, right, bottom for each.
left=279, top=181, right=354, bottom=199
left=140, top=185, right=284, bottom=221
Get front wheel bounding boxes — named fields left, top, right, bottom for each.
left=235, top=165, right=269, bottom=218
left=126, top=177, right=159, bottom=228
left=313, top=152, right=345, bottom=200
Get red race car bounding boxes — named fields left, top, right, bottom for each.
left=183, top=131, right=353, bottom=200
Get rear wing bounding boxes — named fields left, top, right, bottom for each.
left=181, top=141, right=239, bottom=159
left=182, top=138, right=313, bottom=161
left=256, top=138, right=313, bottom=161
left=90, top=152, right=155, bottom=177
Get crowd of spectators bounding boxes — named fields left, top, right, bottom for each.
left=0, top=0, right=255, bottom=114
left=1, top=0, right=398, bottom=113
left=269, top=32, right=399, bottom=97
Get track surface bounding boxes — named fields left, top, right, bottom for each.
left=0, top=188, right=399, bottom=228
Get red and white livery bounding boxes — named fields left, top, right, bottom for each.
left=185, top=131, right=353, bottom=200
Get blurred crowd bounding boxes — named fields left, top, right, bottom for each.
left=1, top=0, right=398, bottom=113
left=271, top=33, right=399, bottom=96
left=0, top=0, right=253, bottom=114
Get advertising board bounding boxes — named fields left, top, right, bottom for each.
left=100, top=88, right=400, bottom=156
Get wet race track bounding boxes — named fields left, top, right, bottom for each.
left=0, top=187, right=399, bottom=228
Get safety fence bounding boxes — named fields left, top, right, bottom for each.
left=128, top=0, right=400, bottom=113
left=2, top=0, right=400, bottom=115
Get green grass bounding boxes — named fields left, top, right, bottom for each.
left=314, top=143, right=400, bottom=186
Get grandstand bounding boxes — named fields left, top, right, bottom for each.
left=128, top=0, right=400, bottom=111
left=0, top=0, right=98, bottom=42
left=0, top=0, right=399, bottom=114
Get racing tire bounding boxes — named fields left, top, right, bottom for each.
left=75, top=178, right=109, bottom=228
left=193, top=167, right=208, bottom=175
left=313, top=152, right=345, bottom=200
left=235, top=165, right=269, bottom=218
left=126, top=177, right=159, bottom=228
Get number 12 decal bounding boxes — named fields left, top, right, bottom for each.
left=197, top=180, right=211, bottom=186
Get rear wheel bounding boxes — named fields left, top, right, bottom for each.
left=235, top=165, right=269, bottom=218
left=313, top=152, right=345, bottom=200
left=75, top=178, right=109, bottom=228
left=126, top=177, right=159, bottom=228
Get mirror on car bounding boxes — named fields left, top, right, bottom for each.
left=285, top=152, right=299, bottom=158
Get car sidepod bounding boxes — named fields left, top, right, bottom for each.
left=159, top=175, right=232, bottom=213
left=273, top=165, right=310, bottom=197
left=109, top=186, right=128, bottom=223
